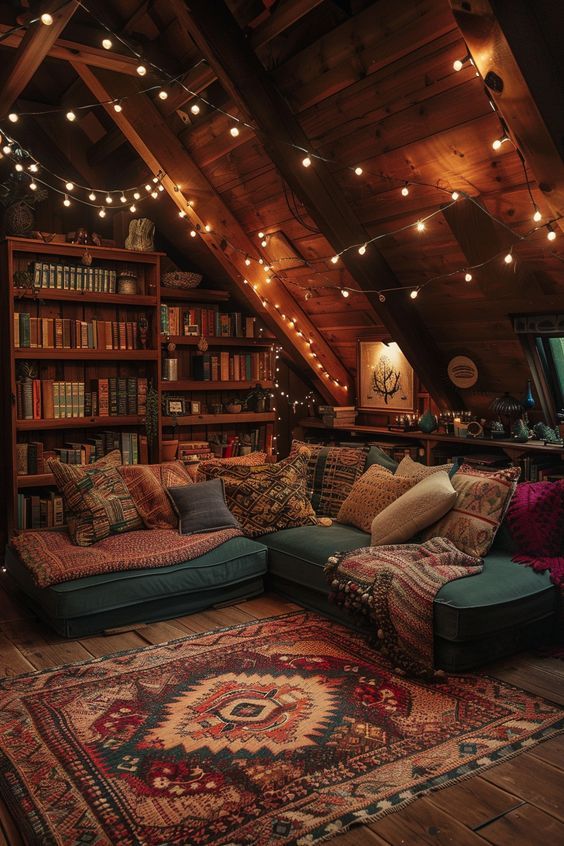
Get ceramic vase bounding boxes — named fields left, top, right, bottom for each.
left=418, top=408, right=438, bottom=433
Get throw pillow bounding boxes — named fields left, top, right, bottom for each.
left=199, top=451, right=317, bottom=538
left=395, top=454, right=454, bottom=481
left=504, top=480, right=564, bottom=557
left=371, top=471, right=458, bottom=545
left=48, top=459, right=143, bottom=547
left=422, top=464, right=521, bottom=557
left=289, top=439, right=369, bottom=517
left=365, top=444, right=398, bottom=473
left=119, top=463, right=193, bottom=530
left=167, top=479, right=240, bottom=534
left=197, top=451, right=267, bottom=480
left=336, top=465, right=415, bottom=533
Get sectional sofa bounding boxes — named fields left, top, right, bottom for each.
left=5, top=447, right=560, bottom=673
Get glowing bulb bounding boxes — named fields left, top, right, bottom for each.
left=65, top=181, right=74, bottom=191
left=190, top=104, right=200, bottom=115
left=302, top=156, right=311, bottom=168
left=533, top=208, right=542, bottom=223
left=129, top=204, right=136, bottom=212
left=416, top=220, right=426, bottom=232
left=331, top=255, right=339, bottom=264
left=258, top=258, right=264, bottom=264
left=190, top=229, right=196, bottom=237
left=113, top=101, right=122, bottom=112
left=102, top=38, right=112, bottom=50
left=98, top=207, right=106, bottom=218
left=244, top=256, right=251, bottom=266
left=88, top=192, right=96, bottom=201
left=136, top=65, right=147, bottom=76
left=8, top=113, right=18, bottom=123
left=178, top=210, right=186, bottom=218
left=264, top=264, right=270, bottom=271
left=133, top=191, right=140, bottom=200
left=265, top=276, right=272, bottom=283
left=152, top=176, right=159, bottom=183
left=145, top=184, right=151, bottom=192
left=547, top=225, right=557, bottom=241
left=451, top=191, right=459, bottom=201
left=401, top=183, right=409, bottom=197
left=453, top=58, right=464, bottom=72
left=158, top=184, right=164, bottom=192
left=204, top=224, right=211, bottom=232
left=29, top=181, right=37, bottom=191
left=354, top=166, right=363, bottom=176
left=504, top=252, right=513, bottom=263
left=14, top=163, right=23, bottom=172
left=40, top=12, right=53, bottom=25
left=2, top=145, right=12, bottom=155
left=341, top=288, right=350, bottom=298
left=120, top=194, right=127, bottom=203
left=492, top=133, right=509, bottom=151
left=158, top=89, right=168, bottom=100
left=258, top=231, right=265, bottom=239
left=465, top=272, right=473, bottom=282
left=410, top=289, right=419, bottom=299
left=105, top=194, right=112, bottom=204
left=63, top=195, right=71, bottom=207
left=261, top=239, right=268, bottom=247
left=358, top=244, right=367, bottom=255
left=230, top=126, right=240, bottom=137
left=151, top=190, right=158, bottom=198
left=66, top=110, right=76, bottom=122
left=29, top=163, right=38, bottom=173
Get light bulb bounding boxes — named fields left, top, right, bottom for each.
left=66, top=110, right=76, bottom=122
left=105, top=194, right=112, bottom=203
left=258, top=231, right=265, bottom=239
left=152, top=176, right=159, bottom=183
left=158, top=89, right=168, bottom=100
left=504, top=252, right=513, bottom=263
left=28, top=163, right=38, bottom=173
left=133, top=191, right=140, bottom=200
left=230, top=126, right=240, bottom=137
left=98, top=207, right=106, bottom=218
left=264, top=264, right=270, bottom=271
left=151, top=190, right=158, bottom=198
left=492, top=133, right=509, bottom=150
left=63, top=195, right=71, bottom=207
left=302, top=156, right=312, bottom=168
left=451, top=191, right=459, bottom=200
left=358, top=243, right=367, bottom=255
left=341, top=288, right=350, bottom=298
left=8, top=113, right=18, bottom=123
left=145, top=184, right=151, bottom=192
left=244, top=256, right=251, bottom=266
left=178, top=210, right=186, bottom=218
left=120, top=194, right=127, bottom=203
left=265, top=276, right=272, bottom=283
left=190, top=104, right=200, bottom=115
left=204, top=224, right=211, bottom=231
left=65, top=181, right=74, bottom=191
left=158, top=184, right=164, bottom=192
left=465, top=272, right=473, bottom=282
left=410, top=289, right=419, bottom=299
left=354, top=166, right=363, bottom=176
left=102, top=38, right=112, bottom=50
left=29, top=181, right=37, bottom=191
left=453, top=53, right=471, bottom=72
left=401, top=183, right=409, bottom=196
left=113, top=101, right=122, bottom=112
left=261, top=239, right=268, bottom=247
left=547, top=226, right=557, bottom=241
left=258, top=258, right=264, bottom=264
left=40, top=12, right=53, bottom=25
left=190, top=229, right=196, bottom=237
left=88, top=192, right=96, bottom=201
left=14, top=163, right=23, bottom=172
left=129, top=204, right=136, bottom=213
left=416, top=220, right=426, bottom=232
left=136, top=64, right=147, bottom=76
left=2, top=145, right=12, bottom=155
left=533, top=208, right=542, bottom=222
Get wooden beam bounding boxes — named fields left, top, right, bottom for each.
left=174, top=0, right=461, bottom=409
left=71, top=63, right=349, bottom=403
left=0, top=2, right=79, bottom=116
left=449, top=0, right=564, bottom=231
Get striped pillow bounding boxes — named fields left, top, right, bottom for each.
left=290, top=440, right=369, bottom=517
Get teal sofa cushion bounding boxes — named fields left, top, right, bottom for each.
left=365, top=445, right=397, bottom=473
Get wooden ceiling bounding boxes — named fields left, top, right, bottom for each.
left=1, top=0, right=563, bottom=413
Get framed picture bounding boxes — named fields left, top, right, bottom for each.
left=357, top=339, right=415, bottom=412
left=190, top=400, right=201, bottom=415
left=164, top=396, right=185, bottom=416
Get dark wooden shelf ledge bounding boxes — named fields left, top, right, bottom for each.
left=14, top=350, right=158, bottom=361
left=162, top=411, right=276, bottom=426
left=159, top=286, right=229, bottom=302
left=13, top=288, right=157, bottom=306
left=163, top=380, right=274, bottom=391
left=161, top=335, right=274, bottom=347
left=16, top=415, right=145, bottom=431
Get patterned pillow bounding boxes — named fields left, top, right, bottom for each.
left=422, top=464, right=521, bottom=556
left=48, top=459, right=143, bottom=547
left=395, top=454, right=454, bottom=481
left=289, top=439, right=369, bottom=517
left=197, top=451, right=267, bottom=480
left=336, top=465, right=415, bottom=532
left=121, top=461, right=195, bottom=529
left=199, top=451, right=316, bottom=537
left=505, top=480, right=564, bottom=557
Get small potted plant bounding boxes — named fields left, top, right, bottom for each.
left=244, top=383, right=271, bottom=413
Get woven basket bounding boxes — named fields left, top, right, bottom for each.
left=161, top=271, right=203, bottom=289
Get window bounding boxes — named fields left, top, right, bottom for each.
left=536, top=336, right=564, bottom=418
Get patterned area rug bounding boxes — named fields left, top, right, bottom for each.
left=0, top=612, right=562, bottom=846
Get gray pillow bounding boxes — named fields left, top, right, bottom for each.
left=167, top=478, right=240, bottom=534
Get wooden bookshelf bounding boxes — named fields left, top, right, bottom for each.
left=14, top=350, right=159, bottom=361
left=163, top=380, right=274, bottom=392
left=16, top=416, right=146, bottom=431
left=159, top=286, right=229, bottom=302
left=161, top=335, right=274, bottom=347
left=13, top=288, right=157, bottom=307
left=162, top=412, right=276, bottom=426
left=17, top=474, right=55, bottom=488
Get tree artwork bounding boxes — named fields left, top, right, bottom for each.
left=372, top=354, right=401, bottom=404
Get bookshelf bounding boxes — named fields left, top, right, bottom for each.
left=0, top=238, right=278, bottom=541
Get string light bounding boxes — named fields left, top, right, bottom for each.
left=244, top=256, right=251, bottom=266
left=547, top=225, right=557, bottom=241
left=129, top=204, right=136, bottom=212
left=354, top=166, right=363, bottom=176
left=504, top=251, right=513, bottom=263
left=331, top=255, right=339, bottom=264
left=113, top=101, right=123, bottom=112
left=88, top=191, right=96, bottom=201
left=340, top=288, right=350, bottom=298
left=102, top=38, right=112, bottom=50
left=302, top=156, right=312, bottom=168
left=65, top=181, right=74, bottom=191
left=190, top=229, right=197, bottom=237
left=416, top=220, right=426, bottom=232
left=151, top=190, right=158, bottom=198
left=533, top=208, right=542, bottom=223
left=40, top=13, right=53, bottom=25
left=258, top=231, right=265, bottom=239
left=133, top=191, right=141, bottom=200
left=204, top=224, right=211, bottom=232
left=358, top=243, right=367, bottom=255
left=66, top=111, right=76, bottom=122
left=120, top=194, right=127, bottom=203
left=98, top=207, right=106, bottom=218
left=464, top=272, right=473, bottom=282
left=190, top=104, right=200, bottom=115
left=14, top=163, right=23, bottom=172
left=145, top=184, right=151, bottom=192
left=8, top=113, right=18, bottom=123
left=105, top=194, right=113, bottom=203
left=230, top=126, right=240, bottom=137
left=401, top=182, right=409, bottom=197
left=2, top=145, right=12, bottom=155
left=453, top=53, right=471, bottom=72
left=451, top=191, right=460, bottom=201
left=158, top=184, right=164, bottom=192
left=492, top=133, right=510, bottom=150
left=261, top=238, right=268, bottom=247
left=158, top=89, right=168, bottom=100
left=178, top=210, right=186, bottom=218
left=136, top=65, right=147, bottom=76
left=63, top=194, right=71, bottom=207
left=410, top=289, right=419, bottom=299
left=29, top=181, right=37, bottom=191
left=28, top=163, right=38, bottom=172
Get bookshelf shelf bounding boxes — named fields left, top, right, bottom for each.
left=163, top=380, right=274, bottom=392
left=159, top=286, right=229, bottom=302
left=161, top=335, right=274, bottom=347
left=17, top=473, right=55, bottom=488
left=14, top=350, right=159, bottom=361
left=13, top=288, right=157, bottom=307
left=16, top=416, right=146, bottom=431
left=162, top=412, right=276, bottom=426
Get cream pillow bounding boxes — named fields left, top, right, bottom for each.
left=395, top=454, right=453, bottom=481
left=337, top=465, right=415, bottom=533
left=370, top=471, right=457, bottom=546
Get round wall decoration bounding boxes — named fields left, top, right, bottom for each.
left=447, top=355, right=478, bottom=389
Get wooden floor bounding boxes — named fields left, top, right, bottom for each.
left=0, top=578, right=562, bottom=846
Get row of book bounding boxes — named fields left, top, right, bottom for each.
left=17, top=491, right=65, bottom=530
left=14, top=314, right=145, bottom=351
left=178, top=441, right=215, bottom=463
left=16, top=432, right=141, bottom=475
left=30, top=261, right=118, bottom=293
left=192, top=352, right=273, bottom=382
left=160, top=305, right=256, bottom=338
left=16, top=377, right=147, bottom=421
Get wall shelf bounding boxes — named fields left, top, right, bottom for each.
left=16, top=415, right=145, bottom=431
left=162, top=411, right=276, bottom=426
left=163, top=380, right=274, bottom=391
left=13, top=288, right=157, bottom=307
left=17, top=474, right=55, bottom=488
left=161, top=335, right=274, bottom=347
left=14, top=350, right=158, bottom=361
left=159, top=286, right=229, bottom=302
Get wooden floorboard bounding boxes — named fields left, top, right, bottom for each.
left=0, top=590, right=561, bottom=846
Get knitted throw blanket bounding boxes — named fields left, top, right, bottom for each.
left=325, top=537, right=482, bottom=679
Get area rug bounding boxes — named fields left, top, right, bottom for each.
left=0, top=612, right=562, bottom=846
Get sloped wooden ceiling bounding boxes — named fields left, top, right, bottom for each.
left=1, top=0, right=563, bottom=415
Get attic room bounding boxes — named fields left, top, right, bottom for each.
left=0, top=0, right=563, bottom=843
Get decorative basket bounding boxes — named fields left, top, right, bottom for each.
left=161, top=271, right=203, bottom=289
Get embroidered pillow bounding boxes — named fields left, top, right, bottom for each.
left=371, top=471, right=458, bottom=545
left=505, top=480, right=564, bottom=557
left=48, top=459, right=143, bottom=547
left=197, top=451, right=267, bottom=480
left=337, top=465, right=415, bottom=533
left=422, top=464, right=521, bottom=557
left=160, top=460, right=194, bottom=489
left=289, top=439, right=369, bottom=517
left=118, top=463, right=186, bottom=530
left=395, top=454, right=454, bottom=481
left=199, top=451, right=316, bottom=538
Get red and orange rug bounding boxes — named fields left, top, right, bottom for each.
left=0, top=611, right=562, bottom=845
